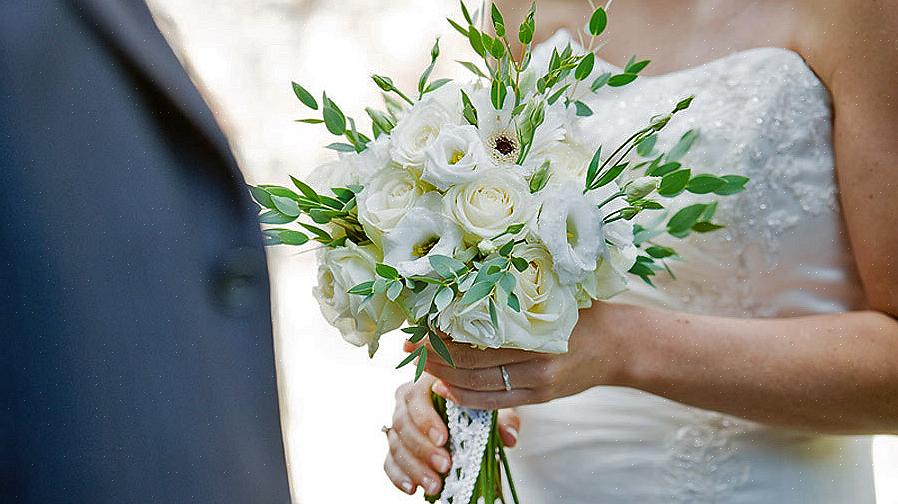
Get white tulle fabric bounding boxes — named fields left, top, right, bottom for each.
left=509, top=31, right=876, bottom=503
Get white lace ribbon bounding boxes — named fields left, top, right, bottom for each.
left=440, top=400, right=492, bottom=504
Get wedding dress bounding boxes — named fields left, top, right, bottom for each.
left=509, top=31, right=876, bottom=503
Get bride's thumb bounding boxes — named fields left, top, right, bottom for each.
left=498, top=409, right=521, bottom=448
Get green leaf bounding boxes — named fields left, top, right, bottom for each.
left=415, top=347, right=428, bottom=381
left=270, top=229, right=309, bottom=245
left=715, top=175, right=749, bottom=195
left=376, top=263, right=400, bottom=280
left=498, top=239, right=514, bottom=257
left=461, top=89, right=478, bottom=126
left=658, top=169, right=691, bottom=197
left=429, top=332, right=455, bottom=366
left=457, top=60, right=488, bottom=79
left=574, top=100, right=593, bottom=117
left=418, top=38, right=441, bottom=97
left=290, top=176, right=320, bottom=201
left=686, top=174, right=726, bottom=194
left=467, top=25, right=486, bottom=57
left=434, top=285, right=454, bottom=312
left=490, top=4, right=506, bottom=37
left=625, top=59, right=651, bottom=74
left=295, top=118, right=324, bottom=124
left=667, top=129, right=699, bottom=162
left=429, top=255, right=467, bottom=279
left=348, top=281, right=374, bottom=295
left=490, top=79, right=508, bottom=110
left=593, top=163, right=627, bottom=188
left=589, top=7, right=607, bottom=36
left=322, top=94, right=347, bottom=136
left=325, top=142, right=356, bottom=153
left=386, top=280, right=403, bottom=301
left=460, top=0, right=473, bottom=24
left=591, top=72, right=612, bottom=91
left=498, top=272, right=516, bottom=294
left=692, top=221, right=725, bottom=233
left=510, top=257, right=528, bottom=272
left=546, top=84, right=570, bottom=105
left=258, top=210, right=295, bottom=225
left=396, top=345, right=423, bottom=370
left=518, top=6, right=535, bottom=44
left=507, top=291, right=521, bottom=312
left=448, top=17, right=469, bottom=37
left=488, top=297, right=499, bottom=329
left=667, top=203, right=707, bottom=234
left=249, top=186, right=274, bottom=208
left=586, top=146, right=602, bottom=188
left=646, top=245, right=676, bottom=259
left=460, top=281, right=494, bottom=305
left=575, top=53, right=595, bottom=80
left=425, top=78, right=453, bottom=94
left=647, top=161, right=681, bottom=177
left=636, top=134, right=657, bottom=157
left=271, top=195, right=300, bottom=217
left=291, top=82, right=318, bottom=109
left=608, top=73, right=638, bottom=87
left=701, top=201, right=718, bottom=221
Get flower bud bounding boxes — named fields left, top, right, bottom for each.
left=624, top=176, right=660, bottom=200
left=478, top=238, right=498, bottom=256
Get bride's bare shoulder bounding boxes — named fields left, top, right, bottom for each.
left=798, top=0, right=898, bottom=86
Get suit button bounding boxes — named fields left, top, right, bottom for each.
left=210, top=246, right=267, bottom=315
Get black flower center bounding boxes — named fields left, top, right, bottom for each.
left=494, top=135, right=516, bottom=156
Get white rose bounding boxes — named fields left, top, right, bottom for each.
left=443, top=170, right=535, bottom=245
left=313, top=242, right=405, bottom=356
left=503, top=243, right=580, bottom=353
left=351, top=135, right=394, bottom=185
left=422, top=124, right=493, bottom=190
left=536, top=181, right=605, bottom=285
left=356, top=167, right=426, bottom=246
left=538, top=139, right=594, bottom=185
left=381, top=197, right=464, bottom=277
left=437, top=298, right=504, bottom=349
left=306, top=157, right=358, bottom=194
left=390, top=95, right=459, bottom=168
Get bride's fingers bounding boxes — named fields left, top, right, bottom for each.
left=498, top=409, right=521, bottom=448
left=387, top=429, right=443, bottom=496
left=393, top=404, right=451, bottom=474
left=383, top=455, right=415, bottom=495
left=405, top=377, right=449, bottom=449
left=433, top=380, right=543, bottom=410
left=426, top=359, right=549, bottom=392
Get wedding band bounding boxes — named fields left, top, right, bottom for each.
left=381, top=425, right=392, bottom=436
left=500, top=365, right=512, bottom=392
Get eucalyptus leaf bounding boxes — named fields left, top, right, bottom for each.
left=589, top=7, right=607, bottom=36
left=658, top=169, right=691, bottom=197
left=667, top=129, right=699, bottom=162
left=291, top=82, right=318, bottom=110
left=258, top=210, right=295, bottom=225
left=460, top=281, right=494, bottom=305
left=429, top=332, right=455, bottom=367
left=686, top=174, right=726, bottom=194
left=667, top=203, right=707, bottom=234
left=591, top=72, right=612, bottom=91
left=271, top=195, right=300, bottom=217
left=608, top=73, right=638, bottom=87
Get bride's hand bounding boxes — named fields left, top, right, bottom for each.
left=384, top=373, right=521, bottom=496
left=416, top=302, right=636, bottom=410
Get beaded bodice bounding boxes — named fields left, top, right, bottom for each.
left=511, top=32, right=875, bottom=504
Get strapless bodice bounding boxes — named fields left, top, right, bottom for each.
left=510, top=31, right=874, bottom=504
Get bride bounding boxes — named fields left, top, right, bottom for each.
left=383, top=0, right=898, bottom=501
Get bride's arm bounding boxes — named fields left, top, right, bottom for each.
left=425, top=1, right=898, bottom=435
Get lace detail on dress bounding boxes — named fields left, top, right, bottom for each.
left=662, top=412, right=750, bottom=503
left=441, top=401, right=492, bottom=504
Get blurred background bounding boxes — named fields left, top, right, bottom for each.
left=145, top=0, right=898, bottom=502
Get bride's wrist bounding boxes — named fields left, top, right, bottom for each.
left=586, top=301, right=652, bottom=390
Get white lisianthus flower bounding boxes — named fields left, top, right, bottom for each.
left=503, top=243, right=579, bottom=353
left=437, top=298, right=504, bottom=349
left=422, top=124, right=493, bottom=190
left=539, top=139, right=594, bottom=185
left=390, top=94, right=458, bottom=168
left=443, top=170, right=535, bottom=245
left=381, top=197, right=464, bottom=277
left=536, top=181, right=605, bottom=285
left=306, top=156, right=358, bottom=193
left=313, top=242, right=405, bottom=356
left=581, top=243, right=639, bottom=301
left=356, top=167, right=426, bottom=246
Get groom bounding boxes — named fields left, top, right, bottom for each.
left=1, top=1, right=291, bottom=502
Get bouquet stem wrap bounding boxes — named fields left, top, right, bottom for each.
left=430, top=395, right=518, bottom=504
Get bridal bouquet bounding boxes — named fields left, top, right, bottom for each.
left=250, top=2, right=747, bottom=502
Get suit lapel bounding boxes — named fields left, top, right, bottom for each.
left=69, top=0, right=235, bottom=167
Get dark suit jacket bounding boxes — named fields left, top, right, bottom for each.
left=1, top=1, right=291, bottom=502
